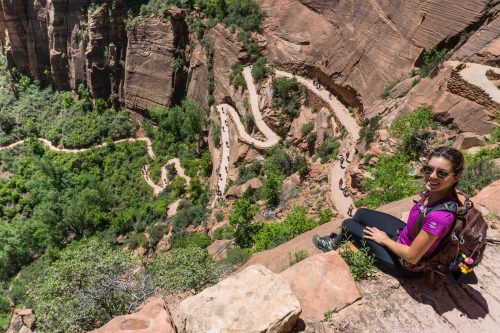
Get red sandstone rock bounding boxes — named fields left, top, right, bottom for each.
left=472, top=179, right=500, bottom=217
left=90, top=297, right=177, bottom=333
left=280, top=252, right=362, bottom=319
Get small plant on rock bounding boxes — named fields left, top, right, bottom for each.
left=339, top=238, right=375, bottom=281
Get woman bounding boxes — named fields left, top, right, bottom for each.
left=313, top=146, right=464, bottom=277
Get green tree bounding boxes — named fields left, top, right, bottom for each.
left=251, top=57, right=270, bottom=82
left=229, top=198, right=259, bottom=248
left=149, top=246, right=218, bottom=293
left=262, top=171, right=283, bottom=206
left=27, top=238, right=151, bottom=333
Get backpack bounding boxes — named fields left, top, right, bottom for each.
left=402, top=190, right=488, bottom=284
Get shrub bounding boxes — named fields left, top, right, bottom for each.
left=147, top=224, right=168, bottom=249
left=272, top=77, right=302, bottom=118
left=262, top=171, right=283, bottom=206
left=172, top=202, right=208, bottom=231
left=215, top=210, right=224, bottom=222
left=359, top=116, right=381, bottom=147
left=27, top=239, right=151, bottom=333
left=339, top=239, right=375, bottom=281
left=419, top=47, right=448, bottom=77
left=460, top=155, right=500, bottom=196
left=301, top=122, right=314, bottom=137
left=289, top=249, right=309, bottom=266
left=224, top=246, right=251, bottom=268
left=172, top=232, right=211, bottom=249
left=390, top=106, right=436, bottom=159
left=235, top=161, right=262, bottom=185
left=253, top=206, right=319, bottom=251
left=318, top=138, right=340, bottom=163
left=229, top=63, right=245, bottom=87
left=356, top=153, right=418, bottom=208
left=229, top=198, right=260, bottom=248
left=251, top=57, right=271, bottom=82
left=149, top=247, right=219, bottom=294
left=0, top=295, right=9, bottom=313
left=213, top=225, right=235, bottom=240
left=380, top=80, right=400, bottom=99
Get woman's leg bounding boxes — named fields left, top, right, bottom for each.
left=351, top=208, right=406, bottom=237
left=340, top=218, right=419, bottom=278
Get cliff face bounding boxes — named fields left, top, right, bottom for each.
left=0, top=0, right=498, bottom=119
left=258, top=0, right=496, bottom=112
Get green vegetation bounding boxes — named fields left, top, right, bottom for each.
left=380, top=80, right=400, bottom=99
left=0, top=56, right=134, bottom=147
left=318, top=138, right=340, bottom=163
left=265, top=146, right=310, bottom=181
left=262, top=171, right=283, bottom=206
left=172, top=232, right=211, bottom=249
left=213, top=225, right=235, bottom=240
left=272, top=77, right=302, bottom=118
left=419, top=47, right=449, bottom=77
left=289, top=249, right=309, bottom=266
left=229, top=198, right=259, bottom=248
left=355, top=153, right=418, bottom=209
left=27, top=239, right=151, bottom=333
left=359, top=116, right=381, bottom=147
left=323, top=308, right=337, bottom=322
left=223, top=246, right=251, bottom=269
left=251, top=57, right=271, bottom=83
left=491, top=126, right=500, bottom=143
left=339, top=238, right=375, bottom=281
left=460, top=148, right=500, bottom=195
left=149, top=246, right=219, bottom=294
left=253, top=206, right=322, bottom=251
left=390, top=106, right=436, bottom=159
left=229, top=62, right=245, bottom=88
left=234, top=161, right=262, bottom=185
left=301, top=122, right=315, bottom=137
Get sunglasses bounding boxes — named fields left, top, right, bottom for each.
left=422, top=165, right=452, bottom=179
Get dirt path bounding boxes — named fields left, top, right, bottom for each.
left=0, top=137, right=189, bottom=215
left=275, top=70, right=360, bottom=218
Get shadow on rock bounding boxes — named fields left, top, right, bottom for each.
left=399, top=275, right=489, bottom=319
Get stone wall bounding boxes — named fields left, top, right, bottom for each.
left=447, top=68, right=500, bottom=112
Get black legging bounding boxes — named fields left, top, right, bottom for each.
left=335, top=208, right=421, bottom=278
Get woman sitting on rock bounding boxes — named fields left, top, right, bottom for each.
left=313, top=146, right=464, bottom=277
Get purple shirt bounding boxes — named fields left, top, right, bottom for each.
left=398, top=192, right=456, bottom=257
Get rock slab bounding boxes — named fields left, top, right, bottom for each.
left=90, top=297, right=176, bottom=333
left=175, top=264, right=301, bottom=333
left=280, top=252, right=362, bottom=319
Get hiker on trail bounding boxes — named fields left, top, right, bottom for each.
left=347, top=203, right=354, bottom=217
left=354, top=147, right=358, bottom=155
left=339, top=155, right=344, bottom=164
left=313, top=147, right=467, bottom=278
left=342, top=188, right=349, bottom=197
left=346, top=151, right=351, bottom=163
left=339, top=178, right=344, bottom=190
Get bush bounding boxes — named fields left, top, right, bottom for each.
left=213, top=225, right=235, bottom=240
left=289, top=249, right=309, bottom=266
left=339, top=239, right=375, bottom=281
left=356, top=153, right=418, bottom=209
left=318, top=138, right=340, bottom=163
left=262, top=171, right=283, bottom=206
left=27, top=239, right=151, bottom=333
left=301, top=122, right=314, bottom=137
left=147, top=224, right=168, bottom=249
left=253, top=206, right=319, bottom=251
left=229, top=63, right=245, bottom=88
left=229, top=198, right=259, bottom=248
left=390, top=106, right=436, bottom=159
left=172, top=202, right=208, bottom=231
left=172, top=232, right=211, bottom=249
left=419, top=47, right=448, bottom=77
left=460, top=154, right=500, bottom=196
left=380, top=80, right=399, bottom=99
left=359, top=116, right=381, bottom=147
left=149, top=247, right=219, bottom=294
left=0, top=295, right=10, bottom=313
left=251, top=57, right=271, bottom=82
left=272, top=77, right=302, bottom=118
left=224, top=246, right=251, bottom=268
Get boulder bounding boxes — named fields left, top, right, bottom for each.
left=226, top=177, right=263, bottom=198
left=389, top=77, right=416, bottom=99
left=240, top=220, right=341, bottom=273
left=472, top=179, right=500, bottom=217
left=452, top=132, right=483, bottom=150
left=207, top=239, right=231, bottom=261
left=89, top=297, right=176, bottom=333
left=175, top=265, right=301, bottom=333
left=280, top=252, right=362, bottom=319
left=6, top=309, right=34, bottom=333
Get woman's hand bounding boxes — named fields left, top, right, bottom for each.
left=363, top=226, right=389, bottom=245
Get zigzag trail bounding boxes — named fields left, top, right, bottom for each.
left=213, top=66, right=360, bottom=217
left=0, top=137, right=190, bottom=216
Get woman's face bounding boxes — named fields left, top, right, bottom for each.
left=424, top=156, right=460, bottom=193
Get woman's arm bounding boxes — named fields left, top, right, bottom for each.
left=363, top=227, right=438, bottom=264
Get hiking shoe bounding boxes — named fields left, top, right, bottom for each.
left=312, top=234, right=338, bottom=252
